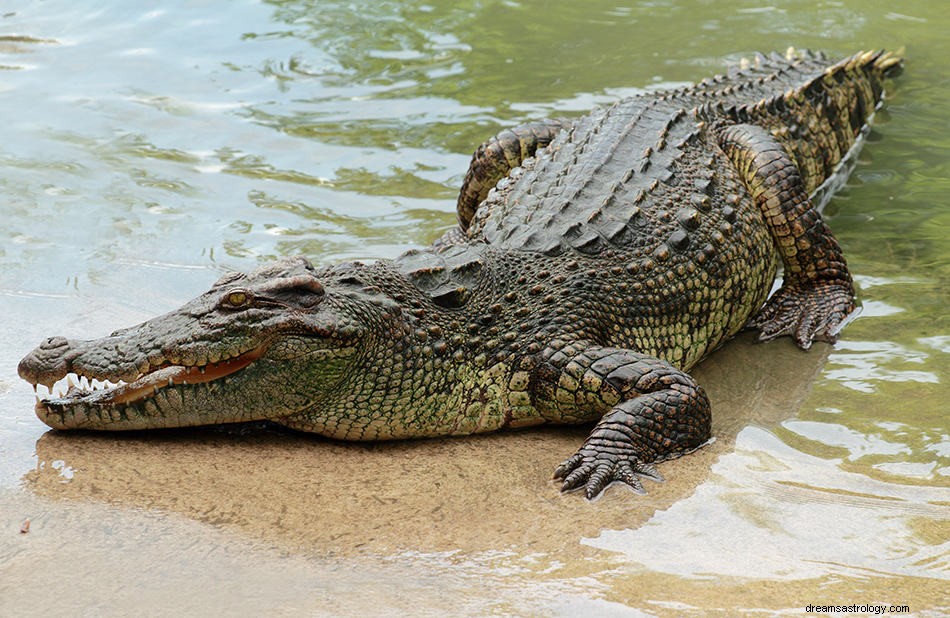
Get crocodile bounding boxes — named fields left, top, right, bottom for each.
left=18, top=49, right=902, bottom=499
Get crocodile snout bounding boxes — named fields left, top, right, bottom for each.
left=18, top=336, right=78, bottom=387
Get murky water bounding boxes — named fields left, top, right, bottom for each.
left=1, top=1, right=947, bottom=615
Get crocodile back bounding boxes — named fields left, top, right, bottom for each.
left=466, top=98, right=721, bottom=258
left=465, top=50, right=900, bottom=259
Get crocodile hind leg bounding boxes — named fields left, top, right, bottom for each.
left=455, top=119, right=566, bottom=231
left=718, top=123, right=856, bottom=349
left=532, top=342, right=711, bottom=500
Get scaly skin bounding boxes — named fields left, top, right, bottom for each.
left=18, top=49, right=902, bottom=499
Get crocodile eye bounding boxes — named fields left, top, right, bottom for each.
left=222, top=289, right=252, bottom=309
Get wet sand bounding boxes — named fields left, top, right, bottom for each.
left=4, top=332, right=945, bottom=615
left=15, top=334, right=819, bottom=558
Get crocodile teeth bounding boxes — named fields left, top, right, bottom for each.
left=46, top=374, right=75, bottom=399
left=36, top=373, right=133, bottom=402
left=33, top=346, right=267, bottom=406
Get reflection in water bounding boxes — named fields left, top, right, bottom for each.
left=585, top=426, right=948, bottom=580
left=827, top=340, right=939, bottom=393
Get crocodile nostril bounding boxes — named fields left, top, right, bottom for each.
left=42, top=336, right=69, bottom=349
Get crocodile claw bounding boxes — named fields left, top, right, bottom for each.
left=554, top=449, right=663, bottom=500
left=750, top=280, right=855, bottom=349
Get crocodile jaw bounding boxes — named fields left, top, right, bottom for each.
left=25, top=344, right=270, bottom=430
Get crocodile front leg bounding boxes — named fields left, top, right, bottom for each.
left=532, top=342, right=711, bottom=500
left=718, top=123, right=856, bottom=348
left=456, top=119, right=566, bottom=230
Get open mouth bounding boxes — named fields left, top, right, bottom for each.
left=32, top=344, right=268, bottom=408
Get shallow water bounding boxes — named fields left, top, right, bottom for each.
left=1, top=1, right=947, bottom=616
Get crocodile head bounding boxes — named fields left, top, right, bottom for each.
left=18, top=257, right=374, bottom=430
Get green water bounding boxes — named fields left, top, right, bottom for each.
left=1, top=1, right=947, bottom=615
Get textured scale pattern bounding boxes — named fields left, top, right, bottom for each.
left=17, top=50, right=902, bottom=500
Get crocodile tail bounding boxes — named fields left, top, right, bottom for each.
left=728, top=50, right=904, bottom=194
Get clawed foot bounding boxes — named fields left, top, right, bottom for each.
left=554, top=447, right=664, bottom=500
left=750, top=280, right=855, bottom=349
